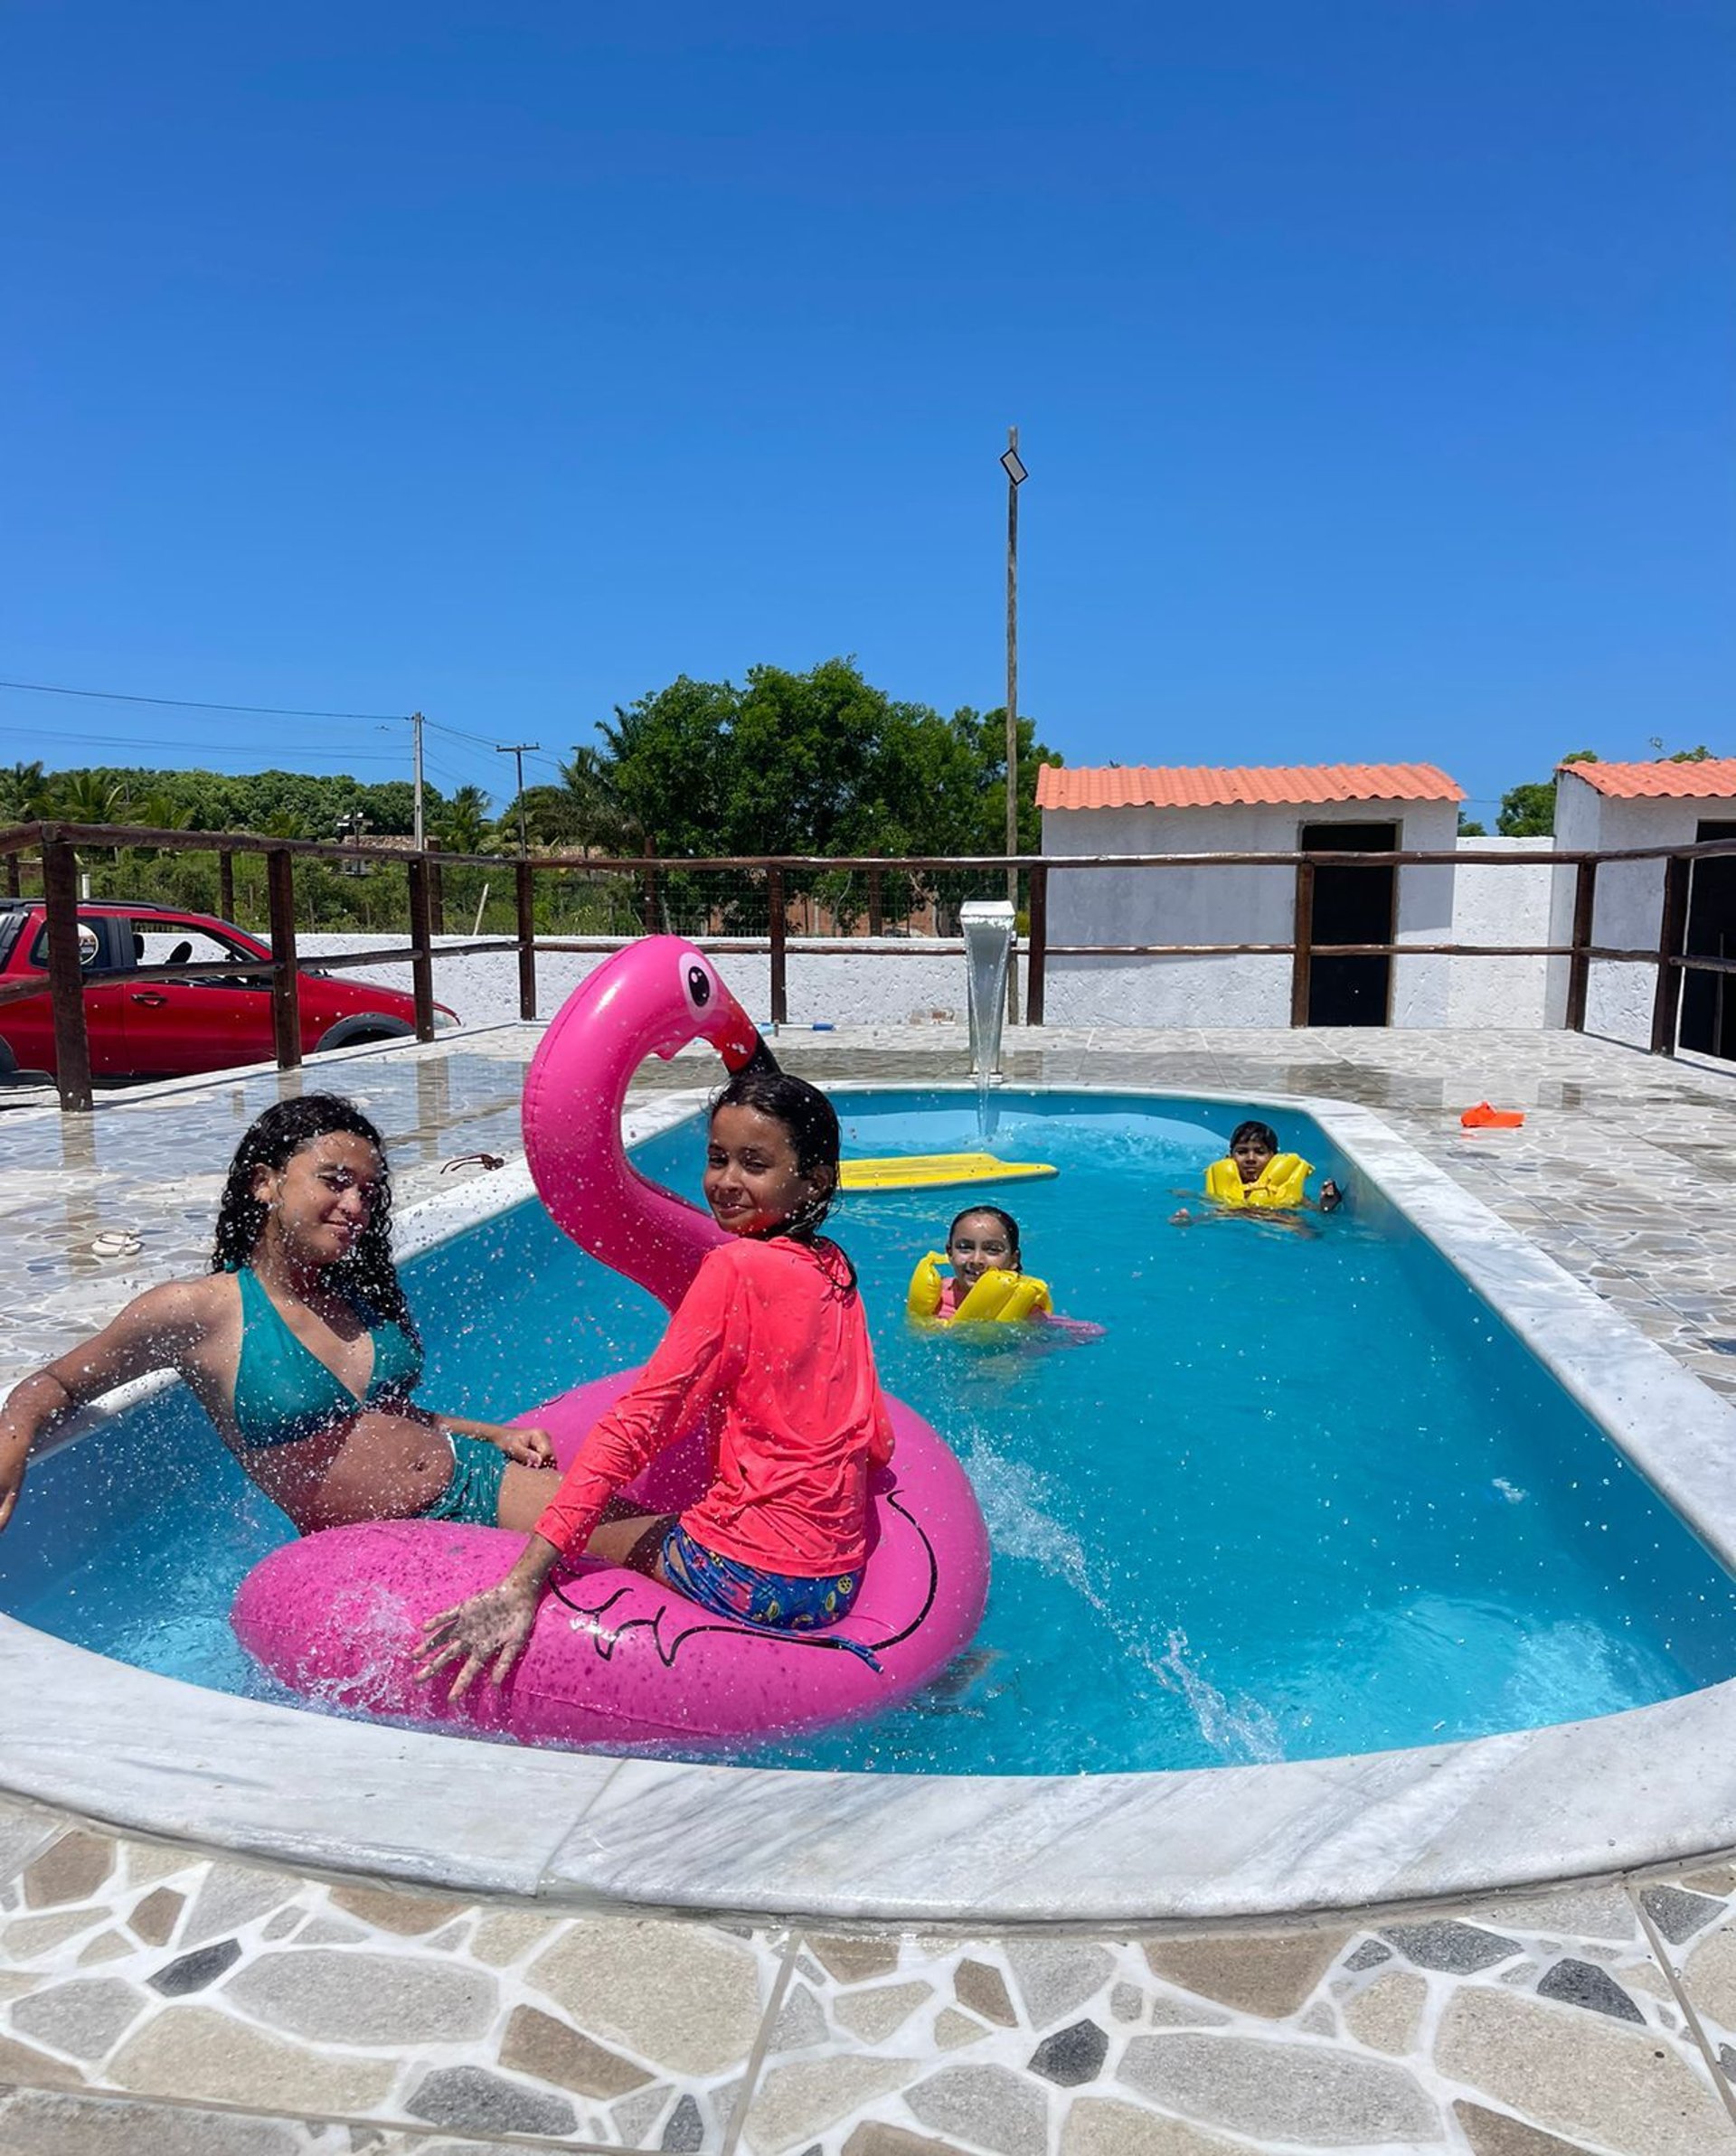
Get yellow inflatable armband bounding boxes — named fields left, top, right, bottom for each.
left=949, top=1268, right=1053, bottom=1323
left=906, top=1257, right=1053, bottom=1325
left=907, top=1251, right=948, bottom=1320
left=1204, top=1152, right=1312, bottom=1210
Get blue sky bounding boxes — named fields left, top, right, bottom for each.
left=2, top=2, right=1731, bottom=824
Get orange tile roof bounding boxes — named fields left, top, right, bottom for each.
left=1036, top=762, right=1464, bottom=812
left=1555, top=758, right=1736, bottom=800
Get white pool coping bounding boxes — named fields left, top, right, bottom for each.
left=7, top=1079, right=1736, bottom=1924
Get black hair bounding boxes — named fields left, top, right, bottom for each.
left=1230, top=1120, right=1279, bottom=1154
left=948, top=1204, right=1022, bottom=1268
left=210, top=1094, right=410, bottom=1323
left=710, top=1069, right=854, bottom=1279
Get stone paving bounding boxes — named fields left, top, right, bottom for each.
left=6, top=1019, right=1736, bottom=2151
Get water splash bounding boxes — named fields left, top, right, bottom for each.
left=963, top=1437, right=1284, bottom=1765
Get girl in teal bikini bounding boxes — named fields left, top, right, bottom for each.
left=0, top=1096, right=556, bottom=1539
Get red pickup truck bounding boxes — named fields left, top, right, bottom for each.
left=0, top=899, right=457, bottom=1083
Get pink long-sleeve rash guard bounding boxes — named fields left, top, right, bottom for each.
left=533, top=1235, right=897, bottom=1577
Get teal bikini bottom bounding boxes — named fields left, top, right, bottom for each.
left=418, top=1434, right=508, bottom=1527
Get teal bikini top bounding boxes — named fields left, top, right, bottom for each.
left=231, top=1265, right=424, bottom=1449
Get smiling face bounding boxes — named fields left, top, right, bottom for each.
left=252, top=1132, right=385, bottom=1267
left=703, top=1103, right=826, bottom=1237
left=947, top=1209, right=1018, bottom=1288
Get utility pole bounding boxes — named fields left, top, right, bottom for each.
left=410, top=711, right=426, bottom=850
left=1001, top=427, right=1028, bottom=1025
left=495, top=742, right=540, bottom=856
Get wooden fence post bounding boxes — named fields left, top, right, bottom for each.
left=514, top=859, right=537, bottom=1022
left=768, top=867, right=788, bottom=1025
left=42, top=829, right=93, bottom=1112
left=867, top=864, right=883, bottom=937
left=265, top=848, right=302, bottom=1070
left=217, top=849, right=236, bottom=924
left=426, top=838, right=446, bottom=936
left=642, top=841, right=658, bottom=933
left=1289, top=859, right=1316, bottom=1027
left=1651, top=853, right=1691, bottom=1055
left=1026, top=862, right=1048, bottom=1026
left=1565, top=860, right=1597, bottom=1032
left=407, top=854, right=436, bottom=1042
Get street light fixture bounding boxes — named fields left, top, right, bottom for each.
left=1002, top=427, right=1027, bottom=1023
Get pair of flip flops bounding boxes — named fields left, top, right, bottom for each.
left=1460, top=1101, right=1525, bottom=1129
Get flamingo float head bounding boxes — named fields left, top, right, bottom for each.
left=522, top=937, right=785, bottom=1310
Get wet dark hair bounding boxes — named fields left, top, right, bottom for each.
left=710, top=1068, right=854, bottom=1277
left=948, top=1204, right=1022, bottom=1269
left=210, top=1094, right=410, bottom=1323
left=1230, top=1120, right=1279, bottom=1154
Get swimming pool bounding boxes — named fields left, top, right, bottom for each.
left=8, top=1086, right=1736, bottom=1779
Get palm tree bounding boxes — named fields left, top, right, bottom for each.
left=0, top=760, right=52, bottom=824
left=0, top=760, right=50, bottom=894
left=559, top=746, right=636, bottom=856
left=435, top=785, right=495, bottom=855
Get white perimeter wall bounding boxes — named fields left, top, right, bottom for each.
left=1544, top=777, right=1703, bottom=1047
left=1040, top=799, right=1461, bottom=1027
left=297, top=937, right=976, bottom=1034
left=299, top=799, right=1686, bottom=1040
left=1446, top=837, right=1560, bottom=1029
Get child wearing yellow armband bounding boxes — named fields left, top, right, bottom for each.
left=908, top=1206, right=1052, bottom=1324
left=1171, top=1121, right=1342, bottom=1227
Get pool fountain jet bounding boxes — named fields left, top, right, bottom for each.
left=961, top=899, right=1015, bottom=1133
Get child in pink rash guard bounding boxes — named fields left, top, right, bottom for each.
left=417, top=1070, right=895, bottom=1699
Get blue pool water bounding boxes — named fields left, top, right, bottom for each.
left=7, top=1087, right=1736, bottom=1775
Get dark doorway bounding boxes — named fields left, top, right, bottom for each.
left=1302, top=821, right=1398, bottom=1027
left=1679, top=819, right=1736, bottom=1059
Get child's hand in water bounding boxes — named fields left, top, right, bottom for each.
left=1320, top=1180, right=1344, bottom=1213
left=493, top=1425, right=555, bottom=1467
left=417, top=1580, right=542, bottom=1698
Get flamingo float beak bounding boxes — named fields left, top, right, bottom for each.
left=704, top=991, right=781, bottom=1077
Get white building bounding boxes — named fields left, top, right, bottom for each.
left=1545, top=758, right=1736, bottom=1054
left=1036, top=762, right=1467, bottom=1028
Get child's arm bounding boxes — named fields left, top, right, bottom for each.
left=0, top=1281, right=212, bottom=1531
left=434, top=1415, right=556, bottom=1467
left=416, top=1255, right=737, bottom=1695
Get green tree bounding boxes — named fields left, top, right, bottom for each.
left=435, top=785, right=495, bottom=854
left=1496, top=749, right=1599, bottom=837
left=0, top=761, right=52, bottom=823
left=1458, top=814, right=1488, bottom=836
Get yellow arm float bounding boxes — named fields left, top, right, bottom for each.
left=950, top=1268, right=1053, bottom=1323
left=1204, top=1153, right=1313, bottom=1210
left=906, top=1252, right=948, bottom=1320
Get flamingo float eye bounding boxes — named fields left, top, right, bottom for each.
left=684, top=962, right=713, bottom=1010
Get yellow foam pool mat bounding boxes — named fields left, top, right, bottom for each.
left=839, top=1153, right=1059, bottom=1193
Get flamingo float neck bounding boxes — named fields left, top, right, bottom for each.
left=521, top=938, right=775, bottom=1313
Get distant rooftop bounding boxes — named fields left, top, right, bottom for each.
left=1036, top=762, right=1465, bottom=812
left=1557, top=758, right=1736, bottom=801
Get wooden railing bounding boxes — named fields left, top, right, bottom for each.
left=4, top=819, right=1735, bottom=1111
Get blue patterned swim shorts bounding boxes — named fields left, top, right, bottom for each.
left=660, top=1520, right=865, bottom=1636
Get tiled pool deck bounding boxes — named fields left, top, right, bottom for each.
left=5, top=1022, right=1736, bottom=2152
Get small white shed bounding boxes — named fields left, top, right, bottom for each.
left=1546, top=758, right=1736, bottom=1055
left=1036, top=762, right=1464, bottom=1028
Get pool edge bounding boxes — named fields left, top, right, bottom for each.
left=7, top=1076, right=1736, bottom=1925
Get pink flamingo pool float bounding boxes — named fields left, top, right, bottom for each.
left=231, top=938, right=991, bottom=1751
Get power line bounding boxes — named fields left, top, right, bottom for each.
left=0, top=724, right=410, bottom=764
left=422, top=715, right=505, bottom=749
left=0, top=675, right=409, bottom=720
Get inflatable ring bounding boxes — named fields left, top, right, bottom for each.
left=233, top=937, right=991, bottom=1752
left=1205, top=1151, right=1311, bottom=1210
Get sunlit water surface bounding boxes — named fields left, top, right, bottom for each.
left=8, top=1088, right=1736, bottom=1774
